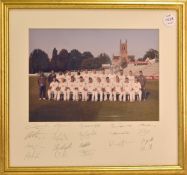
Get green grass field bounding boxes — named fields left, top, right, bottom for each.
left=29, top=76, right=159, bottom=122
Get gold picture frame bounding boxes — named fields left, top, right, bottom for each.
left=0, top=0, right=187, bottom=174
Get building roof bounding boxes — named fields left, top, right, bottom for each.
left=113, top=56, right=120, bottom=60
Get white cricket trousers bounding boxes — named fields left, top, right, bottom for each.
left=48, top=89, right=57, bottom=100
left=104, top=91, right=112, bottom=101
left=57, top=90, right=67, bottom=101
left=123, top=91, right=134, bottom=102
left=79, top=90, right=87, bottom=101
left=132, top=90, right=142, bottom=101
left=112, top=91, right=122, bottom=101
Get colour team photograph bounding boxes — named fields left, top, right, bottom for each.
left=29, top=29, right=159, bottom=121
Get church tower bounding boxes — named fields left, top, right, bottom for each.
left=120, top=40, right=128, bottom=63
left=112, top=39, right=129, bottom=68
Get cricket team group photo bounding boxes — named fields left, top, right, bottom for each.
left=29, top=29, right=159, bottom=122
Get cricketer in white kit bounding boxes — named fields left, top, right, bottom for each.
left=132, top=78, right=142, bottom=101
left=122, top=77, right=134, bottom=102
left=66, top=76, right=78, bottom=101
left=86, top=77, right=95, bottom=101
left=78, top=76, right=87, bottom=101
left=57, top=78, right=67, bottom=101
left=112, top=76, right=123, bottom=101
left=48, top=77, right=59, bottom=100
left=104, top=77, right=113, bottom=101
left=94, top=77, right=104, bottom=102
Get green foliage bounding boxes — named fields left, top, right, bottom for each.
left=29, top=49, right=50, bottom=73
left=29, top=48, right=112, bottom=73
left=50, top=48, right=58, bottom=71
left=56, top=49, right=69, bottom=71
left=80, top=53, right=111, bottom=70
left=143, top=49, right=159, bottom=61
left=67, top=49, right=82, bottom=70
left=82, top=51, right=94, bottom=60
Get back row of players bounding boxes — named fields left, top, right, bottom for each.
left=44, top=69, right=146, bottom=102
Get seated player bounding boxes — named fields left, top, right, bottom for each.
left=71, top=77, right=79, bottom=101
left=78, top=76, right=87, bottom=101
left=93, top=77, right=104, bottom=102
left=132, top=77, right=142, bottom=101
left=104, top=77, right=112, bottom=101
left=86, top=77, right=94, bottom=101
left=48, top=77, right=59, bottom=100
left=122, top=77, right=133, bottom=102
left=112, top=76, right=123, bottom=101
left=57, top=78, right=67, bottom=101
left=66, top=76, right=77, bottom=101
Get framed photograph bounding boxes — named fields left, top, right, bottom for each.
left=0, top=0, right=186, bottom=174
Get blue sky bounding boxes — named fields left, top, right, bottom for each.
left=29, top=29, right=159, bottom=59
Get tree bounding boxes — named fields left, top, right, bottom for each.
left=29, top=49, right=50, bottom=73
left=81, top=58, right=95, bottom=70
left=80, top=53, right=111, bottom=70
left=94, top=53, right=111, bottom=69
left=67, top=49, right=82, bottom=70
left=50, top=48, right=58, bottom=71
left=82, top=51, right=94, bottom=60
left=143, top=49, right=159, bottom=61
left=56, top=49, right=69, bottom=71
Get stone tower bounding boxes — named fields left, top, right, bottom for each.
left=120, top=40, right=128, bottom=63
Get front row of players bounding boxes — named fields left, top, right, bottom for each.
left=48, top=76, right=142, bottom=102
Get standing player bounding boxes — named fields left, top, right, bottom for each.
left=83, top=70, right=89, bottom=83
left=127, top=70, right=135, bottom=85
left=74, top=71, right=81, bottom=83
left=118, top=69, right=125, bottom=82
left=132, top=77, right=142, bottom=101
left=91, top=70, right=98, bottom=83
left=56, top=72, right=64, bottom=83
left=38, top=72, right=47, bottom=100
left=48, top=70, right=56, bottom=84
left=108, top=70, right=115, bottom=82
left=138, top=71, right=147, bottom=100
left=100, top=69, right=107, bottom=83
left=122, top=77, right=133, bottom=102
left=65, top=71, right=72, bottom=83
left=48, top=77, right=59, bottom=100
